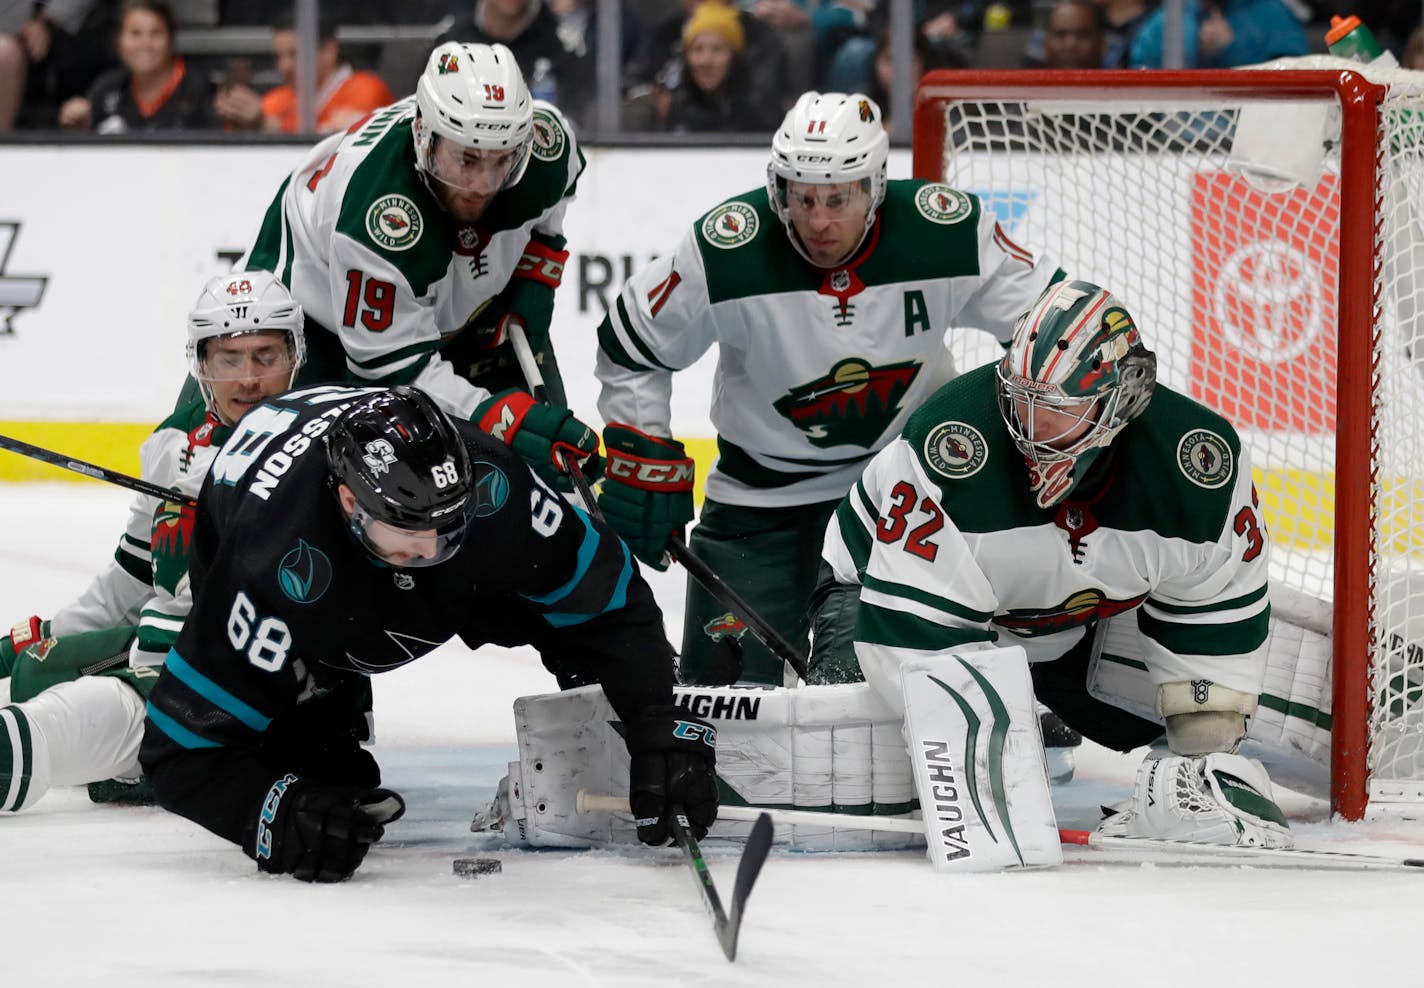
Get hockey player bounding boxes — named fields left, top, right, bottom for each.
left=593, top=90, right=1064, bottom=686
left=816, top=280, right=1293, bottom=849
left=0, top=272, right=305, bottom=811
left=138, top=386, right=717, bottom=882
left=236, top=40, right=599, bottom=489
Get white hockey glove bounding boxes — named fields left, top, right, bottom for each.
left=1097, top=752, right=1293, bottom=849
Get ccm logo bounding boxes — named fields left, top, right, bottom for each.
left=607, top=459, right=694, bottom=486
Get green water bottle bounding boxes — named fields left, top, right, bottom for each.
left=1324, top=15, right=1399, bottom=67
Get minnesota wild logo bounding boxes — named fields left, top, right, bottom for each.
left=998, top=590, right=1148, bottom=637
left=151, top=498, right=196, bottom=594
left=365, top=194, right=423, bottom=251
left=702, top=612, right=748, bottom=642
left=773, top=357, right=919, bottom=448
left=700, top=202, right=758, bottom=249
left=531, top=108, right=566, bottom=161
left=915, top=184, right=974, bottom=224
left=858, top=99, right=874, bottom=123
left=438, top=52, right=459, bottom=74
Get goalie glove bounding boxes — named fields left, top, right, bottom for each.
left=475, top=389, right=600, bottom=489
left=1097, top=752, right=1293, bottom=849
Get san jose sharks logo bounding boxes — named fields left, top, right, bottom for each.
left=773, top=357, right=920, bottom=448
left=362, top=438, right=396, bottom=475
left=997, top=589, right=1147, bottom=637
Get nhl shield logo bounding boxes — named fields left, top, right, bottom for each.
left=1177, top=429, right=1233, bottom=489
left=915, top=184, right=974, bottom=225
left=530, top=108, right=566, bottom=161
left=830, top=269, right=851, bottom=293
left=923, top=421, right=988, bottom=479
left=701, top=202, right=758, bottom=249
left=366, top=194, right=423, bottom=251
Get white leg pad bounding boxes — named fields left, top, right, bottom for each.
left=6, top=678, right=145, bottom=812
left=486, top=682, right=920, bottom=850
left=901, top=646, right=1062, bottom=871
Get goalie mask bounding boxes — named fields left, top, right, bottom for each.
left=413, top=41, right=534, bottom=196
left=766, top=91, right=889, bottom=266
left=325, top=386, right=475, bottom=568
left=186, top=271, right=305, bottom=425
left=996, top=280, right=1156, bottom=509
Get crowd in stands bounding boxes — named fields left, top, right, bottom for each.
left=0, top=0, right=1420, bottom=135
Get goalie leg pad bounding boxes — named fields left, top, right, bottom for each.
left=1097, top=751, right=1293, bottom=849
left=901, top=646, right=1062, bottom=871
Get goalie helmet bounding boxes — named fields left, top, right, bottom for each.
left=413, top=41, right=534, bottom=192
left=325, top=386, right=475, bottom=568
left=996, top=280, right=1157, bottom=509
left=186, top=271, right=305, bottom=420
left=766, top=91, right=889, bottom=264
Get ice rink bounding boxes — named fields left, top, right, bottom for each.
left=3, top=482, right=1424, bottom=987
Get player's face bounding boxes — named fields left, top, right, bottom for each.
left=1012, top=394, right=1101, bottom=454
left=200, top=331, right=297, bottom=426
left=337, top=484, right=449, bottom=567
left=784, top=180, right=871, bottom=268
left=427, top=137, right=519, bottom=223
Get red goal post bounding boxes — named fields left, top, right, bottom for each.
left=912, top=63, right=1424, bottom=820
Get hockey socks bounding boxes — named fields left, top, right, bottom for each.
left=0, top=704, right=38, bottom=812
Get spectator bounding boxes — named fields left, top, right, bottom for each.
left=2, top=1, right=116, bottom=130
left=653, top=0, right=782, bottom=133
left=1037, top=0, right=1107, bottom=67
left=213, top=15, right=394, bottom=134
left=626, top=0, right=792, bottom=115
left=866, top=25, right=964, bottom=132
left=825, top=2, right=967, bottom=93
left=1095, top=0, right=1155, bottom=67
left=1129, top=0, right=1307, bottom=67
left=438, top=0, right=593, bottom=125
left=58, top=0, right=214, bottom=132
left=1405, top=23, right=1424, bottom=68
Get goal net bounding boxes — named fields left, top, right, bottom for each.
left=914, top=60, right=1424, bottom=818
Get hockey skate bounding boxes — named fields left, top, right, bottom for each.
left=1040, top=708, right=1083, bottom=785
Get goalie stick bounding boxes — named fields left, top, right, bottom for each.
left=1060, top=828, right=1424, bottom=871
left=507, top=322, right=809, bottom=681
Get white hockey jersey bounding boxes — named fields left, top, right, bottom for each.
left=821, top=363, right=1272, bottom=708
left=243, top=96, right=584, bottom=420
left=595, top=181, right=1061, bottom=506
left=51, top=400, right=225, bottom=670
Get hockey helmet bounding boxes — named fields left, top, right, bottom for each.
left=413, top=41, right=534, bottom=193
left=766, top=91, right=889, bottom=264
left=325, top=386, right=475, bottom=568
left=186, top=271, right=305, bottom=422
left=996, top=280, right=1157, bottom=508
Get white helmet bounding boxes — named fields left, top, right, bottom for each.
left=187, top=271, right=305, bottom=419
left=766, top=91, right=890, bottom=263
left=413, top=41, right=534, bottom=191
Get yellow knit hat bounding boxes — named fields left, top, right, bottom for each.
left=682, top=2, right=746, bottom=53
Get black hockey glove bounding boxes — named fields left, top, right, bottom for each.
left=625, top=706, right=719, bottom=846
left=250, top=775, right=405, bottom=883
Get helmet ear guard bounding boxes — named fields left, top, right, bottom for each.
left=996, top=280, right=1157, bottom=508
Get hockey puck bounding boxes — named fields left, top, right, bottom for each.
left=453, top=857, right=502, bottom=878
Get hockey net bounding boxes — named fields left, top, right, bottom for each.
left=914, top=60, right=1424, bottom=819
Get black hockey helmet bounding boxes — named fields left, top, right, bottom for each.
left=325, top=386, right=474, bottom=567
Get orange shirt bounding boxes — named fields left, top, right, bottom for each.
left=261, top=66, right=394, bottom=134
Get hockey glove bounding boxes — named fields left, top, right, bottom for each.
left=475, top=389, right=600, bottom=489
left=1096, top=752, right=1293, bottom=849
left=599, top=424, right=695, bottom=571
left=1, top=616, right=47, bottom=677
left=250, top=775, right=406, bottom=883
left=625, top=705, right=719, bottom=846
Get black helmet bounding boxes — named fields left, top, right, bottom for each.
left=325, top=386, right=474, bottom=567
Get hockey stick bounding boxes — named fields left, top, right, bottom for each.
left=577, top=789, right=922, bottom=835
left=0, top=432, right=196, bottom=507
left=1060, top=828, right=1424, bottom=871
left=576, top=789, right=773, bottom=961
left=506, top=323, right=809, bottom=681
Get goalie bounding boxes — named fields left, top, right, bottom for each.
left=814, top=279, right=1292, bottom=850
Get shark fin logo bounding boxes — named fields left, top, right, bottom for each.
left=278, top=539, right=334, bottom=604
left=772, top=357, right=920, bottom=448
left=0, top=223, right=49, bottom=334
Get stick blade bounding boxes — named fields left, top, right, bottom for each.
left=717, top=812, right=774, bottom=961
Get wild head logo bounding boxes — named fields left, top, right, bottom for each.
left=858, top=99, right=874, bottom=123
left=151, top=498, right=197, bottom=595
left=703, top=612, right=748, bottom=642
left=773, top=357, right=920, bottom=448
left=996, top=590, right=1148, bottom=637
left=438, top=52, right=459, bottom=74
